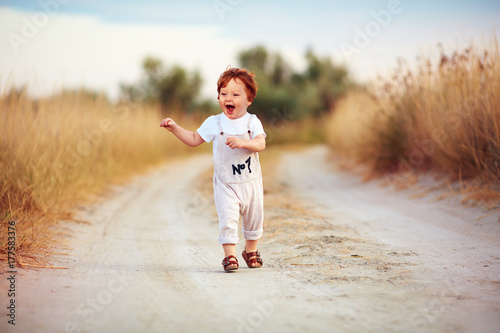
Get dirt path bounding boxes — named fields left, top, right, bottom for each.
left=2, top=146, right=500, bottom=333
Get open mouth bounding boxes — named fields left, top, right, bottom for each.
left=226, top=105, right=235, bottom=113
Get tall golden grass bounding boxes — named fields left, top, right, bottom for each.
left=0, top=83, right=324, bottom=267
left=265, top=116, right=327, bottom=145
left=327, top=38, right=500, bottom=205
left=0, top=89, right=203, bottom=267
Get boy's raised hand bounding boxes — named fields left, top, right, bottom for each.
left=160, top=118, right=177, bottom=131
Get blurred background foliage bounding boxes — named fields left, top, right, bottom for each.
left=119, top=45, right=354, bottom=121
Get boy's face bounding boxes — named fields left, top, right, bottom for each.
left=218, top=78, right=252, bottom=120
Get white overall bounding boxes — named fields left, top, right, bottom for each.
left=213, top=114, right=264, bottom=244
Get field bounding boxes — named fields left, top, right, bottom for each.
left=0, top=87, right=323, bottom=267
left=2, top=38, right=499, bottom=267
left=326, top=39, right=500, bottom=207
left=0, top=90, right=200, bottom=267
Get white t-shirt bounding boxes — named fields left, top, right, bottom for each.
left=197, top=112, right=266, bottom=157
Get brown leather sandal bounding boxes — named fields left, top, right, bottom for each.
left=222, top=255, right=239, bottom=271
left=241, top=249, right=263, bottom=268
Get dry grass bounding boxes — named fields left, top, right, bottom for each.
left=0, top=82, right=320, bottom=268
left=265, top=116, right=327, bottom=145
left=0, top=88, right=203, bottom=267
left=326, top=38, right=500, bottom=207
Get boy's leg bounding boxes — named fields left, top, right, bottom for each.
left=245, top=239, right=258, bottom=253
left=223, top=243, right=236, bottom=257
left=214, top=176, right=240, bottom=245
left=241, top=180, right=264, bottom=241
left=239, top=180, right=264, bottom=268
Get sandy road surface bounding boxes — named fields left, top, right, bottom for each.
left=2, top=146, right=500, bottom=333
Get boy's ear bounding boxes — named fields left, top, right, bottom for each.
left=247, top=100, right=252, bottom=106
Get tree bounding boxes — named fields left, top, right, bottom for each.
left=120, top=57, right=202, bottom=113
left=238, top=46, right=269, bottom=74
left=303, top=49, right=351, bottom=115
left=236, top=46, right=352, bottom=120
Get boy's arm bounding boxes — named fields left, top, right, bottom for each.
left=226, top=134, right=266, bottom=152
left=160, top=118, right=205, bottom=147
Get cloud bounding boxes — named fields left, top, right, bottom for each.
left=0, top=7, right=244, bottom=99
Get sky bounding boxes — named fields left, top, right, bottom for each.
left=1, top=0, right=499, bottom=100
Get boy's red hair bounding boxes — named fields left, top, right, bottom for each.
left=217, top=67, right=258, bottom=103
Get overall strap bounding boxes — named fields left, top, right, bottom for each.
left=246, top=114, right=255, bottom=136
left=217, top=114, right=224, bottom=135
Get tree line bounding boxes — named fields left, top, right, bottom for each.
left=120, top=45, right=353, bottom=121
